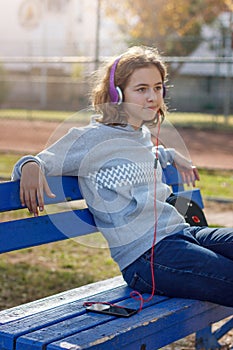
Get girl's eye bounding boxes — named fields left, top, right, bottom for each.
left=137, top=87, right=146, bottom=92
left=155, top=86, right=162, bottom=91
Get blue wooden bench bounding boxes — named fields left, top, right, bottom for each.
left=0, top=164, right=232, bottom=350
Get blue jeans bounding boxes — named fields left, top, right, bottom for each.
left=122, top=226, right=233, bottom=307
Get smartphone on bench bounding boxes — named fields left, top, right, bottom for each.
left=85, top=303, right=138, bottom=318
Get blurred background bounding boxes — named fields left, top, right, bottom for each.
left=0, top=0, right=232, bottom=118
left=0, top=5, right=233, bottom=345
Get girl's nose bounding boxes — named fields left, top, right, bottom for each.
left=146, top=88, right=157, bottom=101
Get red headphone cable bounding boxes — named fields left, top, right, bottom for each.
left=130, top=115, right=161, bottom=311
left=83, top=114, right=161, bottom=314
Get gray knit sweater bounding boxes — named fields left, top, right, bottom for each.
left=12, top=118, right=188, bottom=270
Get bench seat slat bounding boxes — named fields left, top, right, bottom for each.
left=0, top=209, right=96, bottom=253
left=1, top=273, right=230, bottom=350
left=0, top=281, right=168, bottom=350
left=0, top=276, right=125, bottom=325
left=10, top=297, right=210, bottom=350
left=0, top=283, right=131, bottom=350
left=14, top=297, right=168, bottom=350
left=46, top=299, right=233, bottom=350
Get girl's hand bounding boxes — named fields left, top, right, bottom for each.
left=173, top=151, right=200, bottom=187
left=20, top=162, right=56, bottom=216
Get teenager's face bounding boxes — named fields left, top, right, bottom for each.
left=123, top=65, right=164, bottom=129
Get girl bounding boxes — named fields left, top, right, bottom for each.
left=12, top=46, right=233, bottom=307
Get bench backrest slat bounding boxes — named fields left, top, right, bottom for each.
left=0, top=176, right=82, bottom=212
left=0, top=209, right=96, bottom=254
left=0, top=165, right=184, bottom=212
left=162, top=164, right=184, bottom=192
left=0, top=164, right=204, bottom=254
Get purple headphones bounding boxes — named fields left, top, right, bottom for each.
left=109, top=57, right=123, bottom=105
left=109, top=57, right=166, bottom=105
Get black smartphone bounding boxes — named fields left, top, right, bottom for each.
left=85, top=303, right=138, bottom=318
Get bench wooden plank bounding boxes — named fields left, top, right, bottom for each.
left=0, top=166, right=203, bottom=213
left=162, top=164, right=184, bottom=192
left=6, top=296, right=213, bottom=350
left=0, top=177, right=82, bottom=212
left=0, top=281, right=168, bottom=350
left=45, top=297, right=233, bottom=350
left=0, top=274, right=230, bottom=350
left=0, top=209, right=96, bottom=253
left=14, top=296, right=165, bottom=350
left=0, top=278, right=126, bottom=349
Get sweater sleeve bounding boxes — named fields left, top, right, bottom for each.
left=153, top=145, right=176, bottom=169
left=11, top=127, right=87, bottom=181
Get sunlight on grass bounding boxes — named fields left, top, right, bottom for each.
left=0, top=109, right=91, bottom=123
left=0, top=153, right=19, bottom=179
left=0, top=239, right=120, bottom=309
left=0, top=109, right=233, bottom=130
left=197, top=168, right=233, bottom=199
left=167, top=112, right=233, bottom=130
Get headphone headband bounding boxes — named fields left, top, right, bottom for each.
left=109, top=57, right=122, bottom=104
left=109, top=56, right=166, bottom=104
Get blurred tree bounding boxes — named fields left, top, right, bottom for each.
left=103, top=0, right=230, bottom=56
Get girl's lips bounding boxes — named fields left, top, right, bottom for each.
left=145, top=106, right=158, bottom=111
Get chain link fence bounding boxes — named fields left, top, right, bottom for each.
left=0, top=56, right=232, bottom=122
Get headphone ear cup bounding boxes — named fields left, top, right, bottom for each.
left=109, top=86, right=123, bottom=105
left=116, top=86, right=123, bottom=105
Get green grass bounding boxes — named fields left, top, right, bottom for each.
left=197, top=168, right=233, bottom=200
left=0, top=153, right=19, bottom=179
left=0, top=109, right=91, bottom=123
left=0, top=240, right=120, bottom=309
left=0, top=109, right=70, bottom=121
left=0, top=109, right=233, bottom=130
left=167, top=112, right=233, bottom=131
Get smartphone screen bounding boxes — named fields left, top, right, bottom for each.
left=85, top=303, right=138, bottom=317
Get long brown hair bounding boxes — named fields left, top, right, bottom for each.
left=91, top=46, right=167, bottom=126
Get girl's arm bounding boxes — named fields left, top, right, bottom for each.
left=155, top=145, right=200, bottom=187
left=11, top=127, right=87, bottom=216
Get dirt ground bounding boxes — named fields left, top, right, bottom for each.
left=0, top=118, right=232, bottom=169
left=0, top=118, right=232, bottom=227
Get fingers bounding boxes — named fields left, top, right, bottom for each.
left=43, top=177, right=56, bottom=200
left=20, top=162, right=56, bottom=216
left=20, top=186, right=39, bottom=216
left=192, top=166, right=200, bottom=181
left=36, top=185, right=45, bottom=213
left=173, top=152, right=200, bottom=187
left=180, top=171, right=193, bottom=186
left=20, top=185, right=54, bottom=217
left=21, top=186, right=56, bottom=217
left=180, top=166, right=200, bottom=187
